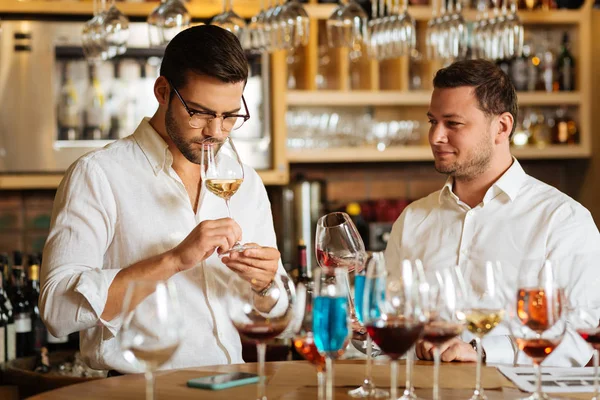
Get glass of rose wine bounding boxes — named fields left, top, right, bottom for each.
left=422, top=267, right=466, bottom=400
left=509, top=259, right=566, bottom=400
left=364, top=258, right=426, bottom=400
left=228, top=273, right=295, bottom=400
left=312, top=266, right=351, bottom=400
left=201, top=136, right=257, bottom=256
left=119, top=280, right=182, bottom=400
left=460, top=259, right=507, bottom=400
left=571, top=306, right=600, bottom=400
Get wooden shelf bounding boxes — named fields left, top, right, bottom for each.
left=287, top=144, right=590, bottom=163
left=0, top=1, right=586, bottom=23
left=288, top=90, right=582, bottom=107
left=0, top=170, right=287, bottom=190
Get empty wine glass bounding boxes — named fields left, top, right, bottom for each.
left=460, top=259, right=507, bottom=400
left=422, top=267, right=467, bottom=400
left=148, top=0, right=191, bottom=48
left=364, top=259, right=426, bottom=400
left=201, top=136, right=258, bottom=256
left=503, top=0, right=524, bottom=58
left=211, top=0, right=247, bottom=45
left=397, top=0, right=415, bottom=56
left=120, top=281, right=182, bottom=400
left=82, top=0, right=109, bottom=62
left=280, top=0, right=310, bottom=49
left=326, top=0, right=368, bottom=51
left=103, top=0, right=129, bottom=58
left=349, top=251, right=389, bottom=398
left=425, top=0, right=440, bottom=60
left=313, top=266, right=351, bottom=400
left=508, top=259, right=566, bottom=400
left=229, top=273, right=294, bottom=400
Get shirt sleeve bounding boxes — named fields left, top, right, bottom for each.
left=40, top=157, right=120, bottom=339
left=384, top=209, right=408, bottom=271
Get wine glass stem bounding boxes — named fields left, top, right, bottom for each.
left=593, top=349, right=599, bottom=400
left=317, top=370, right=326, bottom=400
left=257, top=342, right=267, bottom=400
left=534, top=361, right=543, bottom=398
left=433, top=346, right=441, bottom=400
left=404, top=349, right=413, bottom=397
left=474, top=337, right=484, bottom=398
left=390, top=359, right=398, bottom=400
left=325, top=356, right=334, bottom=400
left=365, top=335, right=374, bottom=386
left=225, top=199, right=233, bottom=219
left=145, top=371, right=155, bottom=400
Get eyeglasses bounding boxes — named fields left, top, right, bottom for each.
left=166, top=78, right=250, bottom=131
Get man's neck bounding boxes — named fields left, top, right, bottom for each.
left=453, top=151, right=513, bottom=209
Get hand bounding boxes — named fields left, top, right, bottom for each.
left=415, top=337, right=478, bottom=362
left=221, top=244, right=279, bottom=292
left=171, top=218, right=242, bottom=272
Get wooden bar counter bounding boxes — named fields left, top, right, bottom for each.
left=25, top=360, right=592, bottom=400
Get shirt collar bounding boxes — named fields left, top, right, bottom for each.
left=132, top=118, right=172, bottom=176
left=438, top=157, right=527, bottom=205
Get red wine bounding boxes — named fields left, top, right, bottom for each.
left=316, top=249, right=356, bottom=272
left=366, top=319, right=424, bottom=360
left=235, top=321, right=288, bottom=342
left=422, top=322, right=464, bottom=346
left=515, top=338, right=560, bottom=363
left=578, top=329, right=600, bottom=350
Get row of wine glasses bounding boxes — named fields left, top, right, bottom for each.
left=81, top=0, right=130, bottom=62
left=425, top=0, right=468, bottom=60
left=210, top=0, right=310, bottom=53
left=365, top=0, right=417, bottom=60
left=472, top=0, right=524, bottom=60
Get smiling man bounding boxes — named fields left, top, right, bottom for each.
left=385, top=59, right=600, bottom=366
left=40, top=26, right=287, bottom=373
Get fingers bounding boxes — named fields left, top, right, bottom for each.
left=223, top=247, right=280, bottom=271
left=416, top=340, right=433, bottom=360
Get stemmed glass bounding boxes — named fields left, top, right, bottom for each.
left=201, top=136, right=256, bottom=255
left=364, top=258, right=426, bottom=400
left=211, top=0, right=247, bottom=43
left=82, top=0, right=108, bottom=62
left=313, top=266, right=351, bottom=400
left=103, top=0, right=130, bottom=58
left=460, top=260, right=507, bottom=400
left=503, top=0, right=524, bottom=58
left=120, top=281, right=182, bottom=400
left=326, top=0, right=368, bottom=50
left=228, top=273, right=294, bottom=400
left=350, top=251, right=389, bottom=398
left=422, top=267, right=467, bottom=400
left=571, top=307, right=600, bottom=400
left=147, top=0, right=191, bottom=48
left=508, top=259, right=566, bottom=400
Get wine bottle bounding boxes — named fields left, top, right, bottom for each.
left=296, top=240, right=311, bottom=286
left=556, top=32, right=575, bottom=91
left=0, top=256, right=8, bottom=363
left=57, top=62, right=82, bottom=141
left=0, top=254, right=16, bottom=361
left=12, top=265, right=33, bottom=358
left=84, top=64, right=108, bottom=140
left=28, top=254, right=47, bottom=355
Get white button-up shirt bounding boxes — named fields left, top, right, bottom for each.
left=40, top=119, right=286, bottom=373
left=385, top=159, right=600, bottom=366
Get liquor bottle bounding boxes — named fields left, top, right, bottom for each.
left=84, top=64, right=107, bottom=140
left=46, top=331, right=69, bottom=353
left=536, top=37, right=557, bottom=93
left=0, top=254, right=16, bottom=361
left=0, top=255, right=9, bottom=363
left=12, top=266, right=32, bottom=358
left=57, top=62, right=82, bottom=141
left=511, top=45, right=530, bottom=92
left=556, top=32, right=575, bottom=91
left=296, top=240, right=311, bottom=286
left=526, top=44, right=539, bottom=92
left=28, top=254, right=47, bottom=354
left=551, top=107, right=579, bottom=144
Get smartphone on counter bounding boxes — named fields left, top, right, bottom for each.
left=187, top=372, right=260, bottom=390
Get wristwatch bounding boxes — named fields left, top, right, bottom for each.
left=470, top=339, right=487, bottom=364
left=252, top=280, right=275, bottom=297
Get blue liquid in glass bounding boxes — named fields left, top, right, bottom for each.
left=354, top=275, right=366, bottom=323
left=313, top=296, right=349, bottom=356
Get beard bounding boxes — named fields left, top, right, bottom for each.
left=165, top=103, right=204, bottom=164
left=434, top=131, right=494, bottom=181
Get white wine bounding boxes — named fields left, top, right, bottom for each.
left=130, top=344, right=178, bottom=369
left=205, top=179, right=243, bottom=200
left=465, top=309, right=505, bottom=337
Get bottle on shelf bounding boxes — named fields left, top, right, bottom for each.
left=511, top=44, right=530, bottom=92
left=12, top=264, right=33, bottom=358
left=0, top=255, right=9, bottom=363
left=46, top=330, right=70, bottom=353
left=57, top=62, right=82, bottom=141
left=537, top=36, right=557, bottom=93
left=295, top=239, right=312, bottom=287
left=84, top=64, right=108, bottom=141
left=28, top=254, right=47, bottom=355
left=556, top=32, right=575, bottom=92
left=0, top=253, right=16, bottom=361
left=551, top=107, right=579, bottom=144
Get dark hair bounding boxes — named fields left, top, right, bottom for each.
left=160, top=25, right=249, bottom=90
left=433, top=59, right=518, bottom=138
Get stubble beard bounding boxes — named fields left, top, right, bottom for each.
left=165, top=104, right=203, bottom=165
left=434, top=133, right=494, bottom=182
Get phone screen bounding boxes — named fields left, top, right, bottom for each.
left=194, top=372, right=258, bottom=385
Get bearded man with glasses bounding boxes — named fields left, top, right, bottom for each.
left=39, top=25, right=286, bottom=374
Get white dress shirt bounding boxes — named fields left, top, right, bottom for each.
left=385, top=158, right=600, bottom=366
left=40, top=119, right=287, bottom=373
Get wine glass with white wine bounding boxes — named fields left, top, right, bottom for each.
left=201, top=136, right=256, bottom=256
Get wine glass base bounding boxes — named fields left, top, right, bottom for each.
left=520, top=393, right=558, bottom=400
left=469, top=392, right=488, bottom=400
left=398, top=392, right=422, bottom=400
left=347, top=386, right=389, bottom=398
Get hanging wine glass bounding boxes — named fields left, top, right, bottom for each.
left=211, top=0, right=247, bottom=45
left=103, top=0, right=130, bottom=58
left=148, top=0, right=191, bottom=48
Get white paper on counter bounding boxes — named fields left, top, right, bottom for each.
left=498, top=366, right=598, bottom=393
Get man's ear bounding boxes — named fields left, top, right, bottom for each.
left=154, top=76, right=170, bottom=106
left=496, top=111, right=514, bottom=145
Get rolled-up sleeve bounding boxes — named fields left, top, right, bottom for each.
left=40, top=157, right=120, bottom=339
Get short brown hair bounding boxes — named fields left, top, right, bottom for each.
left=433, top=59, right=518, bottom=138
left=160, top=25, right=249, bottom=90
